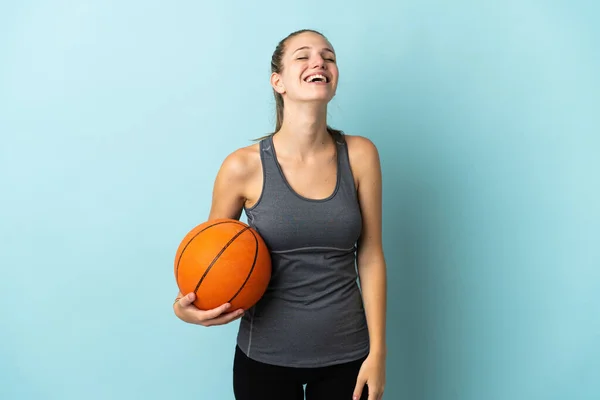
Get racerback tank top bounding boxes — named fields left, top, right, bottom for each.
left=236, top=133, right=370, bottom=368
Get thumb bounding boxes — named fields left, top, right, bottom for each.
left=353, top=377, right=366, bottom=400
left=178, top=292, right=196, bottom=307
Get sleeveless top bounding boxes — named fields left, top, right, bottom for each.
left=236, top=133, right=370, bottom=368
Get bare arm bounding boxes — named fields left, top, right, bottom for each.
left=207, top=149, right=250, bottom=221
left=173, top=148, right=255, bottom=325
left=348, top=135, right=387, bottom=399
left=348, top=136, right=387, bottom=356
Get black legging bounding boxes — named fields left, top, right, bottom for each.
left=233, top=345, right=369, bottom=400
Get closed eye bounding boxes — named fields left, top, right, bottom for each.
left=296, top=57, right=335, bottom=62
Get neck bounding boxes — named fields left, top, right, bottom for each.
left=275, top=102, right=332, bottom=158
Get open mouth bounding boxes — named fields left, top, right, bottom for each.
left=304, top=74, right=330, bottom=83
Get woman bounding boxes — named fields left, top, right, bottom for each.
left=173, top=29, right=387, bottom=400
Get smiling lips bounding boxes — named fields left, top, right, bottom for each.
left=304, top=73, right=330, bottom=83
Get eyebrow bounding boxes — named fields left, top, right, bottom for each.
left=292, top=46, right=335, bottom=55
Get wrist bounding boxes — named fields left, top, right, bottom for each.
left=369, top=343, right=387, bottom=357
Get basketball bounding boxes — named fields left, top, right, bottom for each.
left=174, top=218, right=271, bottom=311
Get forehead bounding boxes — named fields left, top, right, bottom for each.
left=285, top=32, right=334, bottom=55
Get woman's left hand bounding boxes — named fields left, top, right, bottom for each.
left=353, top=352, right=386, bottom=400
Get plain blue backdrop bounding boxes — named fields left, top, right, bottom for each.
left=1, top=1, right=599, bottom=399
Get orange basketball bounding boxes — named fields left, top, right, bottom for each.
left=174, top=218, right=271, bottom=311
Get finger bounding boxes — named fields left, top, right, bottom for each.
left=353, top=378, right=366, bottom=400
left=203, top=309, right=245, bottom=326
left=368, top=388, right=376, bottom=400
left=368, top=386, right=382, bottom=400
left=201, top=303, right=233, bottom=320
left=204, top=309, right=245, bottom=326
left=177, top=292, right=196, bottom=307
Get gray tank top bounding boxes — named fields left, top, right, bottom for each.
left=236, top=133, right=370, bottom=368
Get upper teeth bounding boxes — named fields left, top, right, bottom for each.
left=306, top=74, right=327, bottom=82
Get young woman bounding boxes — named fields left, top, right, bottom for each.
left=173, top=29, right=387, bottom=400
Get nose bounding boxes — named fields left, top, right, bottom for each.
left=311, top=56, right=327, bottom=70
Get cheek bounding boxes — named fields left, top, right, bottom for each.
left=331, top=66, right=339, bottom=79
left=285, top=73, right=305, bottom=89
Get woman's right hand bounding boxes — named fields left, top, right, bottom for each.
left=173, top=292, right=245, bottom=326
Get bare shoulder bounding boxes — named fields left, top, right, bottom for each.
left=343, top=134, right=381, bottom=179
left=209, top=141, right=262, bottom=220
left=344, top=134, right=379, bottom=159
left=219, top=142, right=261, bottom=181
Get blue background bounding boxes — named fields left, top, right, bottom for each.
left=1, top=1, right=599, bottom=399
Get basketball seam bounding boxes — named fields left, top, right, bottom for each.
left=193, top=226, right=251, bottom=293
left=227, top=229, right=259, bottom=304
left=175, top=220, right=248, bottom=283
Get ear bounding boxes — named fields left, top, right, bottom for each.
left=270, top=72, right=286, bottom=94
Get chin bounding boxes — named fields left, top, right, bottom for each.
left=287, top=90, right=336, bottom=104
left=302, top=92, right=336, bottom=103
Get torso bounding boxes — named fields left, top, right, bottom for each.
left=234, top=132, right=370, bottom=368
